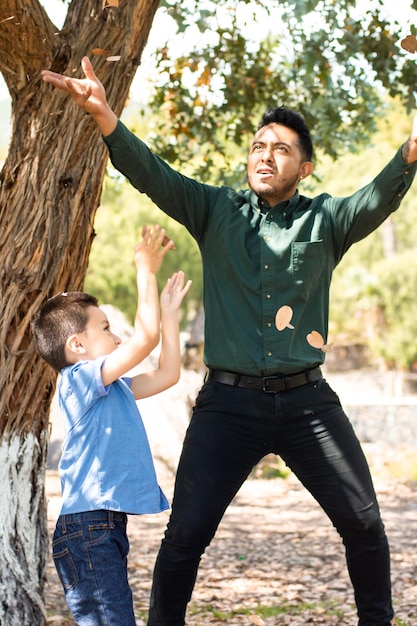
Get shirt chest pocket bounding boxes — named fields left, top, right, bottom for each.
left=291, top=240, right=325, bottom=291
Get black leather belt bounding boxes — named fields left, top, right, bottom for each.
left=206, top=366, right=322, bottom=393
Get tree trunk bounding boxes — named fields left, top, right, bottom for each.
left=0, top=0, right=159, bottom=623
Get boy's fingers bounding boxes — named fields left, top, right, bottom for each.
left=137, top=225, right=176, bottom=250
left=183, top=279, right=192, bottom=294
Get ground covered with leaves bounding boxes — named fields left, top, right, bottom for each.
left=45, top=448, right=417, bottom=626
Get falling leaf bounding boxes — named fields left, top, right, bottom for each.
left=322, top=342, right=334, bottom=353
left=106, top=56, right=121, bottom=62
left=102, top=0, right=119, bottom=8
left=307, top=330, right=324, bottom=349
left=162, top=234, right=176, bottom=250
left=306, top=330, right=334, bottom=352
left=401, top=34, right=417, bottom=53
left=92, top=48, right=111, bottom=56
left=275, top=305, right=294, bottom=331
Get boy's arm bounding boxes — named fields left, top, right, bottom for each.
left=101, top=225, right=174, bottom=386
left=130, top=271, right=192, bottom=400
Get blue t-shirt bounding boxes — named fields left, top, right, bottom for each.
left=57, top=356, right=169, bottom=515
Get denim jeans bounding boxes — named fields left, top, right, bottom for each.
left=147, top=378, right=393, bottom=626
left=53, top=509, right=136, bottom=625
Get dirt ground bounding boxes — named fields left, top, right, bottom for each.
left=45, top=452, right=417, bottom=626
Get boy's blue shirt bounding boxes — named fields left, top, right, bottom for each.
left=58, top=355, right=169, bottom=515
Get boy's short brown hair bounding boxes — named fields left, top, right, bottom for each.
left=32, top=292, right=98, bottom=372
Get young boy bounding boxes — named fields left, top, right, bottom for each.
left=32, top=224, right=191, bottom=626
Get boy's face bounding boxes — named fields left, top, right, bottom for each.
left=78, top=306, right=121, bottom=360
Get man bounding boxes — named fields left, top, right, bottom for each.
left=42, top=56, right=417, bottom=626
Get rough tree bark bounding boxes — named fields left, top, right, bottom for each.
left=0, top=0, right=160, bottom=623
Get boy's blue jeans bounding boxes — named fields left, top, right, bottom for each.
left=147, top=377, right=393, bottom=626
left=53, top=509, right=136, bottom=625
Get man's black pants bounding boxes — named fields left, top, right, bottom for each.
left=147, top=377, right=393, bottom=626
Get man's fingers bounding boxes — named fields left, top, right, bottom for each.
left=81, top=56, right=96, bottom=80
left=42, top=70, right=68, bottom=91
left=42, top=57, right=97, bottom=96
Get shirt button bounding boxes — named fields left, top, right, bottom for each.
left=266, top=322, right=272, bottom=328
left=264, top=264, right=269, bottom=270
left=266, top=294, right=271, bottom=299
left=267, top=351, right=272, bottom=357
left=283, top=212, right=287, bottom=217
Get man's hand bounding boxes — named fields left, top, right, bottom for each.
left=160, top=272, right=192, bottom=313
left=402, top=112, right=417, bottom=164
left=42, top=56, right=118, bottom=135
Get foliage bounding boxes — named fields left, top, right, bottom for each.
left=364, top=250, right=417, bottom=370
left=146, top=0, right=417, bottom=181
left=84, top=168, right=203, bottom=325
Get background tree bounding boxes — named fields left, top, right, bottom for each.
left=147, top=0, right=417, bottom=182
left=86, top=155, right=203, bottom=324
left=1, top=0, right=417, bottom=624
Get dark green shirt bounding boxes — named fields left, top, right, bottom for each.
left=104, top=121, right=417, bottom=375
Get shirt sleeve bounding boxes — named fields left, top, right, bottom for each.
left=327, top=146, right=417, bottom=261
left=103, top=120, right=218, bottom=239
left=59, top=357, right=108, bottom=428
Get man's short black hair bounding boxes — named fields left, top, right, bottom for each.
left=259, top=107, right=313, bottom=162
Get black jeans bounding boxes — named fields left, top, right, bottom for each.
left=147, top=378, right=393, bottom=626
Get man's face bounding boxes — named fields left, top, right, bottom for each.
left=247, top=123, right=311, bottom=207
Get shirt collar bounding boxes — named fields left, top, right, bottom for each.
left=251, top=189, right=300, bottom=214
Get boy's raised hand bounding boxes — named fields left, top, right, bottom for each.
left=160, top=272, right=192, bottom=313
left=134, top=225, right=174, bottom=276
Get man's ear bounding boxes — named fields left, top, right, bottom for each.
left=66, top=334, right=87, bottom=356
left=300, top=161, right=314, bottom=180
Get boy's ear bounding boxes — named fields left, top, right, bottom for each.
left=66, top=334, right=87, bottom=356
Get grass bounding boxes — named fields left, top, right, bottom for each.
left=136, top=603, right=415, bottom=625
left=188, top=600, right=345, bottom=620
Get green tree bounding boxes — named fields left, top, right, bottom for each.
left=85, top=174, right=203, bottom=324
left=146, top=0, right=417, bottom=181
left=365, top=250, right=417, bottom=370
